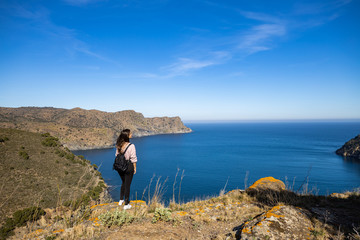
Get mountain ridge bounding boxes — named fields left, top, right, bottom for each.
left=0, top=107, right=192, bottom=150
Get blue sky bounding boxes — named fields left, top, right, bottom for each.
left=0, top=0, right=359, bottom=121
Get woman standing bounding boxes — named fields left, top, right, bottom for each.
left=115, top=129, right=137, bottom=210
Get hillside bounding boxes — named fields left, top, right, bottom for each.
left=0, top=128, right=107, bottom=228
left=0, top=107, right=192, bottom=150
left=7, top=177, right=360, bottom=240
left=336, top=135, right=360, bottom=160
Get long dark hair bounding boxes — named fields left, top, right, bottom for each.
left=116, top=129, right=131, bottom=152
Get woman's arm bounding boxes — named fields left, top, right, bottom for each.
left=129, top=144, right=138, bottom=174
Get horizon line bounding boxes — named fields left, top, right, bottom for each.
left=183, top=119, right=360, bottom=123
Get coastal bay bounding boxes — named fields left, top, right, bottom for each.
left=74, top=121, right=360, bottom=203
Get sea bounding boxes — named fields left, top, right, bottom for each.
left=73, top=121, right=360, bottom=203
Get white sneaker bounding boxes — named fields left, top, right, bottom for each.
left=118, top=200, right=124, bottom=206
left=123, top=204, right=132, bottom=210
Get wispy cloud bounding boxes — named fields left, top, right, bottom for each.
left=162, top=51, right=231, bottom=77
left=4, top=3, right=118, bottom=64
left=237, top=23, right=286, bottom=54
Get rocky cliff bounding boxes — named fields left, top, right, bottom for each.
left=0, top=107, right=192, bottom=150
left=336, top=135, right=360, bottom=160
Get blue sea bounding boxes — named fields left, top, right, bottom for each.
left=74, top=122, right=360, bottom=203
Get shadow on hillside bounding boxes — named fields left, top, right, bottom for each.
left=245, top=188, right=360, bottom=235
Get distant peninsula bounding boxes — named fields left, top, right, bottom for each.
left=336, top=135, right=360, bottom=160
left=0, top=107, right=192, bottom=150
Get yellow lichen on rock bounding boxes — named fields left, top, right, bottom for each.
left=176, top=211, right=188, bottom=216
left=265, top=204, right=285, bottom=219
left=53, top=229, right=64, bottom=234
left=90, top=203, right=109, bottom=209
left=248, top=176, right=286, bottom=191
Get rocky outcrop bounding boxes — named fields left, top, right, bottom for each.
left=237, top=204, right=313, bottom=240
left=0, top=107, right=192, bottom=150
left=336, top=135, right=360, bottom=160
left=247, top=176, right=286, bottom=192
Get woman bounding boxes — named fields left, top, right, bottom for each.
left=115, top=129, right=137, bottom=210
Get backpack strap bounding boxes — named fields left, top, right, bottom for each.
left=122, top=143, right=132, bottom=155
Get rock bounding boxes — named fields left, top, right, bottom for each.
left=336, top=135, right=360, bottom=160
left=247, top=177, right=286, bottom=192
left=237, top=204, right=313, bottom=240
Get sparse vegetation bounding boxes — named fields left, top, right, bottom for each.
left=99, top=210, right=135, bottom=226
left=152, top=208, right=173, bottom=223
left=0, top=128, right=105, bottom=227
left=18, top=150, right=29, bottom=160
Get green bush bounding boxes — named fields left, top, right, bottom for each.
left=41, top=133, right=51, bottom=137
left=13, top=207, right=45, bottom=227
left=0, top=218, right=15, bottom=239
left=41, top=136, right=59, bottom=147
left=0, top=136, right=9, bottom=143
left=99, top=210, right=134, bottom=226
left=19, top=151, right=29, bottom=160
left=0, top=207, right=45, bottom=239
left=152, top=208, right=172, bottom=223
left=66, top=153, right=75, bottom=161
left=92, top=164, right=98, bottom=170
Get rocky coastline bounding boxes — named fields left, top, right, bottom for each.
left=336, top=134, right=360, bottom=160
left=0, top=107, right=192, bottom=150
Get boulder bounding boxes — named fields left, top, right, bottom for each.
left=237, top=204, right=313, bottom=240
left=247, top=177, right=286, bottom=192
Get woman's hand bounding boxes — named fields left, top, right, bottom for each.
left=134, top=168, right=137, bottom=174
left=133, top=163, right=137, bottom=174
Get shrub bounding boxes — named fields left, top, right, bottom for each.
left=0, top=136, right=9, bottom=142
left=152, top=208, right=172, bottom=223
left=13, top=207, right=45, bottom=226
left=19, top=151, right=29, bottom=160
left=99, top=210, right=134, bottom=226
left=41, top=136, right=59, bottom=147
left=41, top=133, right=51, bottom=137
left=0, top=207, right=45, bottom=239
left=66, top=153, right=75, bottom=161
left=92, top=164, right=98, bottom=170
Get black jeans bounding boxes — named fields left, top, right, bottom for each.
left=117, top=162, right=134, bottom=205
